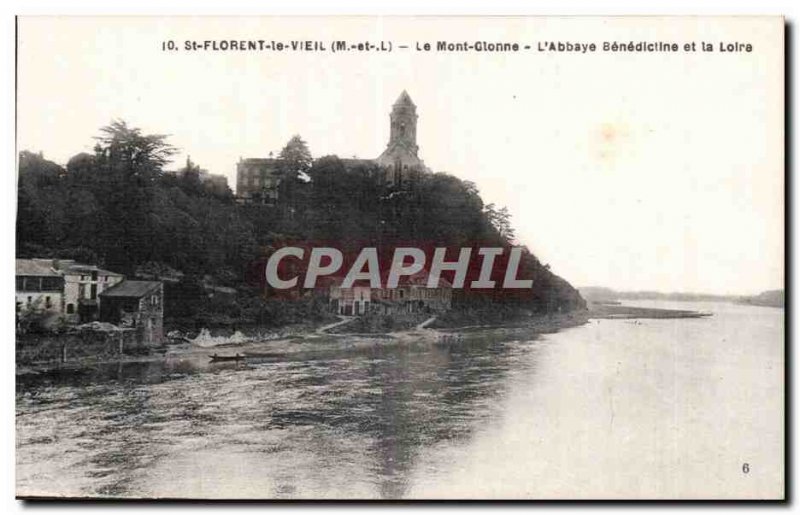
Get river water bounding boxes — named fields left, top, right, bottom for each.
left=16, top=300, right=784, bottom=499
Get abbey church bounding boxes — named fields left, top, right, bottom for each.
left=235, top=91, right=430, bottom=203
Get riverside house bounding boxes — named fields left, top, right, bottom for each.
left=327, top=271, right=453, bottom=316
left=15, top=259, right=65, bottom=328
left=99, top=281, right=165, bottom=346
left=59, top=260, right=124, bottom=322
left=16, top=258, right=124, bottom=327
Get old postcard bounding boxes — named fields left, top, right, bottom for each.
left=14, top=16, right=784, bottom=500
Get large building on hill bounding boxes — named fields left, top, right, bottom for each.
left=236, top=91, right=430, bottom=204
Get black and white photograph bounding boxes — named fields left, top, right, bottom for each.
left=12, top=15, right=785, bottom=500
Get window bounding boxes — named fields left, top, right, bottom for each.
left=66, top=304, right=74, bottom=314
left=45, top=296, right=51, bottom=308
left=41, top=277, right=64, bottom=292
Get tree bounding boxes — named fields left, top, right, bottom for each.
left=90, top=120, right=177, bottom=272
left=277, top=135, right=313, bottom=177
left=94, top=120, right=176, bottom=184
left=177, top=156, right=205, bottom=196
left=484, top=203, right=516, bottom=243
left=276, top=135, right=313, bottom=215
left=16, top=152, right=67, bottom=253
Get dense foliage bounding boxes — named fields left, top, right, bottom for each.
left=16, top=122, right=585, bottom=330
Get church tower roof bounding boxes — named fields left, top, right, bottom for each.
left=393, top=90, right=415, bottom=108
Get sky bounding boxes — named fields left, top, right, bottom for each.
left=16, top=16, right=784, bottom=295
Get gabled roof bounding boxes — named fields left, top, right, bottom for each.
left=16, top=259, right=60, bottom=277
left=100, top=280, right=161, bottom=298
left=16, top=258, right=123, bottom=278
left=56, top=261, right=123, bottom=277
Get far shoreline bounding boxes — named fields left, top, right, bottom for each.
left=587, top=302, right=712, bottom=320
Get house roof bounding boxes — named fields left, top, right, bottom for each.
left=100, top=280, right=161, bottom=298
left=56, top=261, right=123, bottom=277
left=326, top=269, right=452, bottom=289
left=240, top=158, right=278, bottom=166
left=405, top=270, right=453, bottom=288
left=16, top=258, right=123, bottom=278
left=16, top=259, right=60, bottom=277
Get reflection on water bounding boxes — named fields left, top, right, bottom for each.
left=17, top=335, right=537, bottom=499
left=16, top=301, right=784, bottom=499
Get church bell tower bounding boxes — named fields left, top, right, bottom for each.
left=376, top=90, right=427, bottom=187
left=388, top=90, right=418, bottom=156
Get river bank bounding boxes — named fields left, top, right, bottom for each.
left=16, top=310, right=591, bottom=377
left=17, top=300, right=714, bottom=378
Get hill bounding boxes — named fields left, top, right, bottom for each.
left=738, top=290, right=784, bottom=308
left=16, top=122, right=586, bottom=331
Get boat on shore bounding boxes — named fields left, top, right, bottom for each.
left=209, top=353, right=245, bottom=362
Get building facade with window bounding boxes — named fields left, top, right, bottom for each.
left=235, top=157, right=281, bottom=204
left=99, top=281, right=164, bottom=346
left=15, top=259, right=66, bottom=326
left=15, top=258, right=125, bottom=326
left=329, top=284, right=372, bottom=316
left=326, top=270, right=452, bottom=317
left=59, top=262, right=124, bottom=323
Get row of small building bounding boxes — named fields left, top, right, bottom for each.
left=326, top=272, right=453, bottom=316
left=15, top=258, right=164, bottom=345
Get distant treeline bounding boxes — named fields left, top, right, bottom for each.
left=17, top=121, right=585, bottom=330
left=579, top=286, right=784, bottom=308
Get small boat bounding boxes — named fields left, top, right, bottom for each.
left=209, top=353, right=245, bottom=362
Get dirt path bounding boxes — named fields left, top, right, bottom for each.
left=415, top=316, right=438, bottom=330
left=316, top=316, right=356, bottom=334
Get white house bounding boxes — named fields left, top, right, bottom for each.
left=57, top=261, right=124, bottom=322
left=326, top=271, right=452, bottom=317
left=329, top=283, right=372, bottom=316
left=15, top=258, right=124, bottom=325
left=15, top=259, right=65, bottom=327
